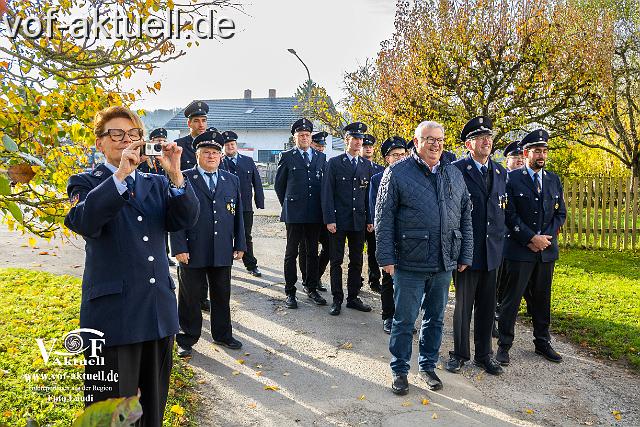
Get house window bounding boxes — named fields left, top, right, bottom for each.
left=258, top=150, right=282, bottom=163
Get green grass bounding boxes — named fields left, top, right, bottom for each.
left=550, top=249, right=640, bottom=370
left=0, top=268, right=198, bottom=426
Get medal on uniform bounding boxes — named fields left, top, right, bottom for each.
left=226, top=202, right=236, bottom=215
left=554, top=202, right=559, bottom=210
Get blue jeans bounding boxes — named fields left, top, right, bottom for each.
left=389, top=268, right=452, bottom=375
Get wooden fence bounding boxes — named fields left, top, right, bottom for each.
left=560, top=176, right=639, bottom=251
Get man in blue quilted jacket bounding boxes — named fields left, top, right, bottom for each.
left=375, top=120, right=473, bottom=396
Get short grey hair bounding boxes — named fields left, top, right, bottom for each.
left=414, top=121, right=445, bottom=138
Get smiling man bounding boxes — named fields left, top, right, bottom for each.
left=375, top=120, right=473, bottom=395
left=448, top=116, right=507, bottom=376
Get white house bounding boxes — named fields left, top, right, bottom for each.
left=163, top=89, right=344, bottom=163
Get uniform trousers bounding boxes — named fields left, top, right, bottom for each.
left=365, top=229, right=381, bottom=287
left=498, top=259, right=555, bottom=349
left=84, top=336, right=173, bottom=427
left=242, top=211, right=258, bottom=270
left=451, top=268, right=497, bottom=361
left=380, top=270, right=395, bottom=320
left=284, top=223, right=321, bottom=294
left=328, top=229, right=365, bottom=304
left=177, top=266, right=232, bottom=347
left=298, top=227, right=330, bottom=285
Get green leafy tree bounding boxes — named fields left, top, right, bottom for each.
left=0, top=0, right=240, bottom=237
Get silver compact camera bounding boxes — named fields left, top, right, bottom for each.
left=142, top=141, right=164, bottom=157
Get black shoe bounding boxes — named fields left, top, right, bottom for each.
left=177, top=346, right=192, bottom=358
left=391, top=374, right=409, bottom=395
left=329, top=302, right=341, bottom=316
left=492, top=321, right=499, bottom=338
left=383, top=318, right=392, bottom=334
left=214, top=337, right=243, bottom=350
left=248, top=267, right=262, bottom=277
left=473, top=357, right=503, bottom=375
left=346, top=297, right=372, bottom=312
left=317, top=282, right=327, bottom=292
left=168, top=258, right=176, bottom=267
left=306, top=290, right=327, bottom=306
left=495, top=346, right=510, bottom=366
left=535, top=343, right=563, bottom=363
left=200, top=299, right=211, bottom=312
left=369, top=283, right=382, bottom=293
left=445, top=355, right=464, bottom=373
left=419, top=370, right=443, bottom=391
left=285, top=295, right=298, bottom=309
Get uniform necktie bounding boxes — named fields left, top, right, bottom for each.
left=352, top=157, right=357, bottom=172
left=303, top=150, right=310, bottom=167
left=205, top=172, right=216, bottom=192
left=533, top=172, right=541, bottom=194
left=227, top=157, right=237, bottom=174
left=480, top=165, right=489, bottom=191
left=124, top=176, right=135, bottom=197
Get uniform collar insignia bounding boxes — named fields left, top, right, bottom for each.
left=93, top=170, right=103, bottom=177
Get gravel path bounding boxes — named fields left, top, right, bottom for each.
left=1, top=202, right=637, bottom=426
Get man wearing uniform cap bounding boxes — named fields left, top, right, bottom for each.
left=175, top=100, right=209, bottom=171
left=138, top=127, right=177, bottom=267
left=497, top=129, right=566, bottom=366
left=322, top=121, right=375, bottom=315
left=360, top=133, right=385, bottom=294
left=369, top=136, right=407, bottom=333
left=447, top=116, right=507, bottom=375
left=503, top=140, right=525, bottom=171
left=493, top=139, right=528, bottom=338
left=220, top=130, right=265, bottom=278
left=311, top=131, right=328, bottom=153
left=299, top=133, right=330, bottom=292
left=170, top=129, right=247, bottom=357
left=275, top=118, right=328, bottom=309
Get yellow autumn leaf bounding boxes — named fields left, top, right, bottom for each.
left=401, top=401, right=412, bottom=407
left=525, top=409, right=534, bottom=414
left=236, top=359, right=245, bottom=365
left=264, top=385, right=279, bottom=391
left=339, top=342, right=353, bottom=350
left=422, top=398, right=430, bottom=405
left=612, top=410, right=621, bottom=421
left=28, top=237, right=36, bottom=247
left=170, top=404, right=184, bottom=416
left=247, top=403, right=257, bottom=409
left=167, top=0, right=175, bottom=8
left=432, top=413, right=438, bottom=419
left=154, top=81, right=162, bottom=90
left=358, top=394, right=365, bottom=400
left=255, top=371, right=263, bottom=376
left=123, top=69, right=132, bottom=79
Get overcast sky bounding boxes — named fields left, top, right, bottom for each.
left=128, top=0, right=396, bottom=111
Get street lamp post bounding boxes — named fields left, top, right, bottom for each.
left=287, top=48, right=312, bottom=113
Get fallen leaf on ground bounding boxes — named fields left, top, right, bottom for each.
left=525, top=409, right=534, bottom=414
left=358, top=394, right=365, bottom=400
left=339, top=342, right=353, bottom=350
left=248, top=403, right=257, bottom=409
left=38, top=251, right=49, bottom=255
left=255, top=371, right=263, bottom=376
left=256, top=364, right=263, bottom=369
left=432, top=413, right=438, bottom=419
left=232, top=371, right=240, bottom=376
left=170, top=405, right=185, bottom=416
left=264, top=385, right=279, bottom=391
left=236, top=359, right=245, bottom=364
left=28, top=237, right=36, bottom=247
left=283, top=372, right=290, bottom=376
left=244, top=352, right=251, bottom=356
left=422, top=398, right=430, bottom=405
left=401, top=401, right=412, bottom=407
left=197, top=379, right=206, bottom=384
left=612, top=410, right=621, bottom=421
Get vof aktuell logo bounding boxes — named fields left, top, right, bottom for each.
left=36, top=328, right=105, bottom=366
